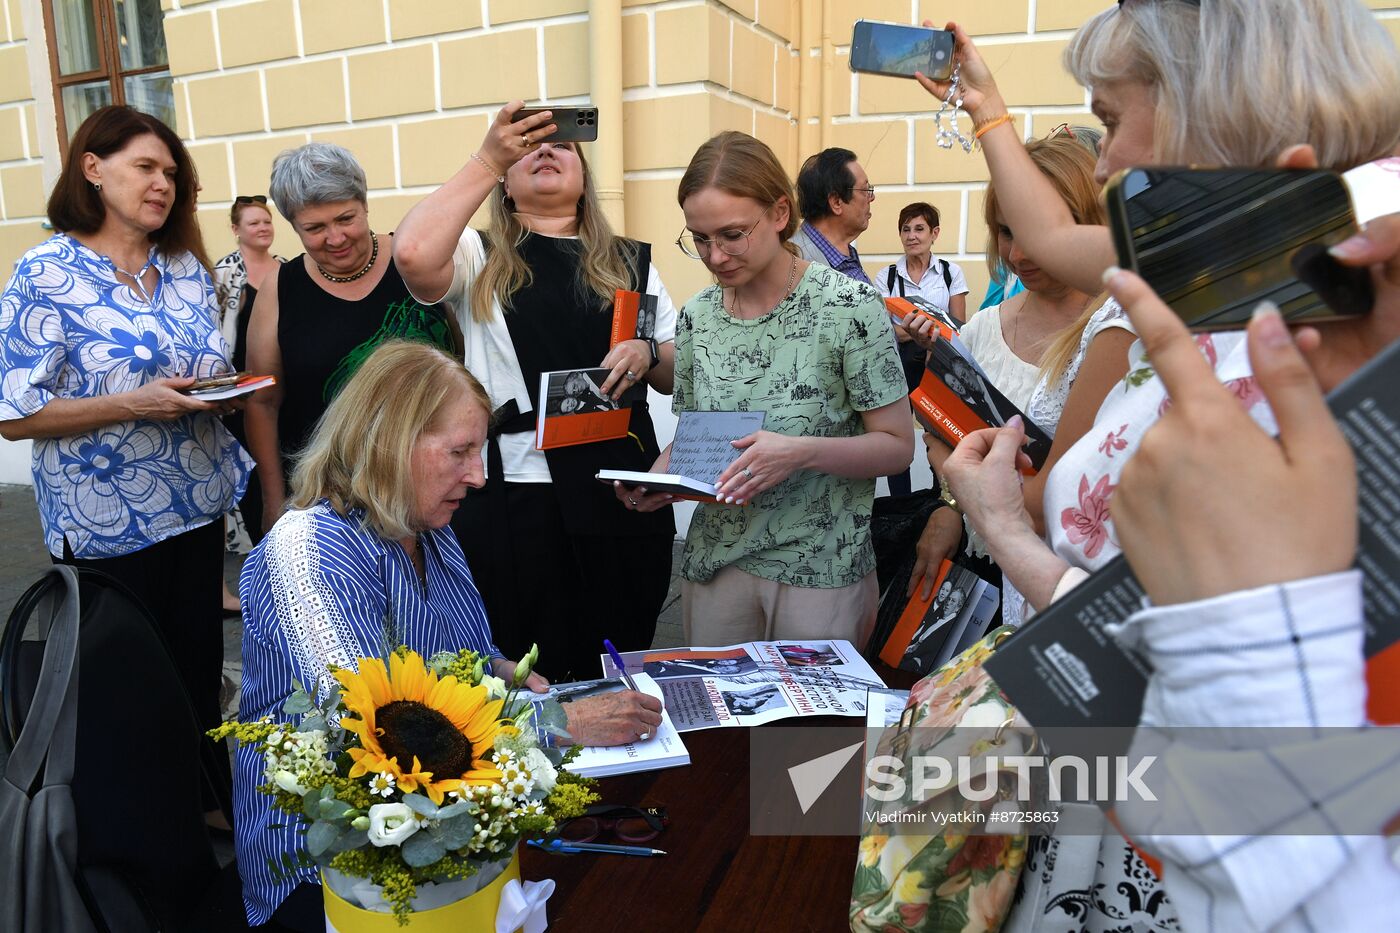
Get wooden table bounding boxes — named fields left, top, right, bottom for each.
left=523, top=667, right=915, bottom=932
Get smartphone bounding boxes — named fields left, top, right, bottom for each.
left=185, top=372, right=246, bottom=392
left=516, top=106, right=598, bottom=144
left=1105, top=167, right=1373, bottom=330
left=849, top=20, right=955, bottom=81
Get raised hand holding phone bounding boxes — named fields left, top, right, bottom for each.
left=1105, top=267, right=1357, bottom=606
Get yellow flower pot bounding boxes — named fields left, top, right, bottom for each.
left=322, top=850, right=523, bottom=932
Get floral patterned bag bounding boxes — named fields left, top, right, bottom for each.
left=850, top=627, right=1036, bottom=933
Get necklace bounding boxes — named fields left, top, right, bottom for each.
left=729, top=255, right=799, bottom=318
left=316, top=230, right=378, bottom=283
left=110, top=256, right=156, bottom=305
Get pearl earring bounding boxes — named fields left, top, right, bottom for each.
left=92, top=182, right=102, bottom=191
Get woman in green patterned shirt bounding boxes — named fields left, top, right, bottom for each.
left=622, top=132, right=913, bottom=647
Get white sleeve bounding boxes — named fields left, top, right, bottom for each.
left=1108, top=571, right=1400, bottom=933
left=406, top=228, right=485, bottom=321
left=947, top=261, right=969, bottom=297
left=648, top=263, right=678, bottom=344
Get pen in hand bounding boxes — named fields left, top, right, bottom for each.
left=604, top=639, right=639, bottom=692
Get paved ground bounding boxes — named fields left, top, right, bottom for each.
left=0, top=483, right=686, bottom=721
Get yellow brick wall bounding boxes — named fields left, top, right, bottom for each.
left=2, top=0, right=1400, bottom=308
left=0, top=0, right=49, bottom=284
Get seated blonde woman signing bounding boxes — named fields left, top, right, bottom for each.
left=233, top=341, right=660, bottom=929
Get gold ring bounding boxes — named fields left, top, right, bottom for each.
left=521, top=134, right=530, bottom=146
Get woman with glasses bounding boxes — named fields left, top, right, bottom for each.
left=627, top=131, right=911, bottom=647
left=393, top=102, right=678, bottom=681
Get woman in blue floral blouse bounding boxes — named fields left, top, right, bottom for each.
left=0, top=106, right=252, bottom=809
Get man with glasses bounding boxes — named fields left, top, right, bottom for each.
left=790, top=148, right=877, bottom=285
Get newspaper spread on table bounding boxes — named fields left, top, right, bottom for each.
left=598, top=639, right=890, bottom=732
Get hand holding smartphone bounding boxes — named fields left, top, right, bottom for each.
left=849, top=20, right=955, bottom=81
left=1104, top=167, right=1374, bottom=330
left=515, top=106, right=598, bottom=143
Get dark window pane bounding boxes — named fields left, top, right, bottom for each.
left=52, top=0, right=102, bottom=76
left=123, top=71, right=174, bottom=128
left=61, top=79, right=113, bottom=136
left=112, top=0, right=167, bottom=71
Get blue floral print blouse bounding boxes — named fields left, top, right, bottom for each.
left=0, top=234, right=252, bottom=558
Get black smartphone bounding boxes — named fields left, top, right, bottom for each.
left=1105, top=167, right=1373, bottom=330
left=848, top=20, right=955, bottom=81
left=516, top=106, right=598, bottom=143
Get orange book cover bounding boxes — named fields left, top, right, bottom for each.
left=535, top=367, right=635, bottom=450
left=885, top=297, right=958, bottom=341
left=611, top=289, right=658, bottom=348
left=909, top=335, right=1053, bottom=472
left=878, top=559, right=954, bottom=668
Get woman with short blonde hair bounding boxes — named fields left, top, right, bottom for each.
left=237, top=339, right=664, bottom=928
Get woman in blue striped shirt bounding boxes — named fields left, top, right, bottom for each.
left=233, top=340, right=662, bottom=928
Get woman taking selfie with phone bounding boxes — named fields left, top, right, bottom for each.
left=394, top=103, right=679, bottom=681
left=907, top=1, right=1400, bottom=929
left=626, top=131, right=911, bottom=646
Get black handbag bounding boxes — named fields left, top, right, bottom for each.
left=0, top=565, right=98, bottom=933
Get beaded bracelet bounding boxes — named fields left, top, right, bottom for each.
left=471, top=151, right=505, bottom=183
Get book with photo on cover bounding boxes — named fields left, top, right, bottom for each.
left=877, top=560, right=999, bottom=675
left=545, top=673, right=690, bottom=778
left=611, top=288, right=659, bottom=347
left=983, top=330, right=1400, bottom=760
left=597, top=409, right=766, bottom=502
left=909, top=332, right=1054, bottom=472
left=535, top=367, right=640, bottom=450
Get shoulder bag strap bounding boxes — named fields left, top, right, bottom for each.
left=3, top=566, right=81, bottom=793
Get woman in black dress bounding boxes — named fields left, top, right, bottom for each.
left=244, top=143, right=458, bottom=536
left=395, top=103, right=678, bottom=680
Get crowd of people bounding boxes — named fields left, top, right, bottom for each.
left=0, top=0, right=1397, bottom=929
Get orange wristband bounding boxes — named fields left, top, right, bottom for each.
left=973, top=114, right=1013, bottom=139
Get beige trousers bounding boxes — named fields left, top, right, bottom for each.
left=681, top=564, right=879, bottom=648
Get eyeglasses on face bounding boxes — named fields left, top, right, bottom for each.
left=676, top=213, right=768, bottom=260
left=851, top=185, right=877, bottom=199
left=234, top=195, right=268, bottom=204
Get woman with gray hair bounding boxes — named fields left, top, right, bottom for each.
left=244, top=142, right=458, bottom=536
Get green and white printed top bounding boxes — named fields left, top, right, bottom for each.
left=673, top=263, right=908, bottom=588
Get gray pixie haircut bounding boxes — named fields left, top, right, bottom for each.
left=268, top=142, right=368, bottom=221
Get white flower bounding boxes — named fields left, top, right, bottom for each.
left=523, top=748, right=558, bottom=794
left=479, top=674, right=508, bottom=700
left=368, top=773, right=396, bottom=798
left=272, top=769, right=308, bottom=795
left=366, top=803, right=420, bottom=847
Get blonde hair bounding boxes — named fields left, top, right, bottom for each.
left=677, top=131, right=800, bottom=256
left=289, top=341, right=490, bottom=540
left=982, top=137, right=1108, bottom=386
left=1065, top=0, right=1400, bottom=171
left=468, top=144, right=637, bottom=324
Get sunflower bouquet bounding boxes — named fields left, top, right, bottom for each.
left=211, top=645, right=598, bottom=925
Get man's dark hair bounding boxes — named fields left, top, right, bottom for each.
left=796, top=148, right=858, bottom=221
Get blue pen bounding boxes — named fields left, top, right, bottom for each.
left=603, top=639, right=639, bottom=691
left=528, top=838, right=666, bottom=857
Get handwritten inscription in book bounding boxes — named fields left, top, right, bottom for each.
left=668, top=410, right=767, bottom=481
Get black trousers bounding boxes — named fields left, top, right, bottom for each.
left=450, top=484, right=673, bottom=682
left=55, top=519, right=231, bottom=803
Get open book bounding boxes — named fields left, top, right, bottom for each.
left=546, top=673, right=690, bottom=778
left=597, top=409, right=766, bottom=502
left=599, top=639, right=887, bottom=732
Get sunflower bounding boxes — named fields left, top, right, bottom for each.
left=334, top=650, right=510, bottom=803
